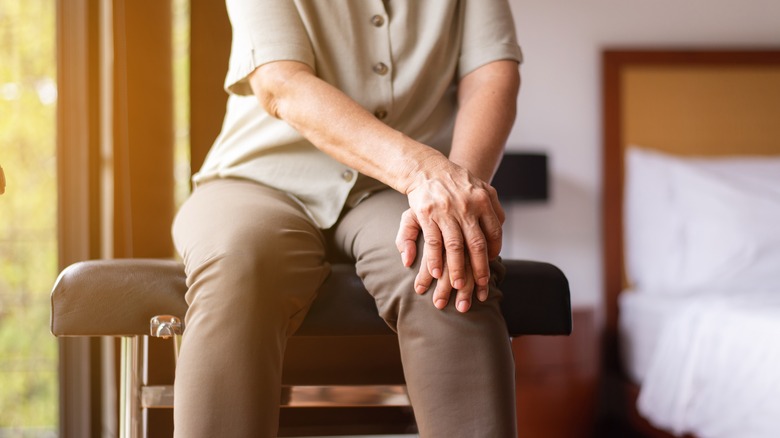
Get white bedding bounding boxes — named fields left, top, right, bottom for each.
left=620, top=290, right=780, bottom=438
left=618, top=291, right=705, bottom=384
left=620, top=148, right=780, bottom=436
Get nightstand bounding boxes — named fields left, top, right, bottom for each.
left=513, top=307, right=599, bottom=437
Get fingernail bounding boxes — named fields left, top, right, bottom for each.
left=477, top=276, right=489, bottom=286
left=478, top=289, right=488, bottom=302
left=457, top=300, right=469, bottom=313
left=432, top=268, right=441, bottom=278
left=401, top=251, right=407, bottom=264
left=453, top=278, right=464, bottom=290
left=415, top=284, right=428, bottom=294
left=435, top=299, right=447, bottom=309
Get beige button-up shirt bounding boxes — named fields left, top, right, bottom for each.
left=194, top=0, right=523, bottom=228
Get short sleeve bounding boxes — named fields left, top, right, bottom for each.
left=459, top=0, right=523, bottom=78
left=224, top=0, right=315, bottom=95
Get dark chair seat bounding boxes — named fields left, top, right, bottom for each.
left=50, top=258, right=571, bottom=437
left=50, top=258, right=572, bottom=338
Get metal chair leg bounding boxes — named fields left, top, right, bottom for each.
left=120, top=335, right=147, bottom=438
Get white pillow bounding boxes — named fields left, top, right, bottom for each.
left=671, top=159, right=780, bottom=292
left=623, top=147, right=682, bottom=291
left=624, top=146, right=780, bottom=293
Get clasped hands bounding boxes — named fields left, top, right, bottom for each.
left=395, top=160, right=504, bottom=313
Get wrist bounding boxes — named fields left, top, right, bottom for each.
left=398, top=148, right=449, bottom=195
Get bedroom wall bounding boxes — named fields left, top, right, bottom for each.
left=501, top=0, right=780, bottom=309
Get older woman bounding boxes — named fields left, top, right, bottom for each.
left=172, top=1, right=523, bottom=436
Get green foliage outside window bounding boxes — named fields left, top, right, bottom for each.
left=0, top=1, right=190, bottom=435
left=0, top=0, right=58, bottom=435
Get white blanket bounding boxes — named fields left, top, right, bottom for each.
left=619, top=292, right=706, bottom=384
left=637, top=292, right=780, bottom=438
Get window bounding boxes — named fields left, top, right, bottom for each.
left=0, top=0, right=59, bottom=436
left=174, top=0, right=192, bottom=207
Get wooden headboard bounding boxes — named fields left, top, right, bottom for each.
left=601, top=49, right=780, bottom=340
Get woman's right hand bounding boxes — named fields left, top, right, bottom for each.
left=396, top=159, right=504, bottom=309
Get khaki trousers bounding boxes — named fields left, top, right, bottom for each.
left=171, top=178, right=517, bottom=437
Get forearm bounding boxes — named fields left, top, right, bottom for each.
left=449, top=60, right=521, bottom=183
left=403, top=62, right=520, bottom=298
left=251, top=59, right=507, bottom=303
left=248, top=61, right=445, bottom=194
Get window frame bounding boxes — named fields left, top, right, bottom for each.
left=56, top=0, right=174, bottom=435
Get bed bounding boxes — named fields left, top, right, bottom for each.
left=601, top=49, right=780, bottom=438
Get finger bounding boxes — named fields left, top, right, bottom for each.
left=487, top=184, right=506, bottom=225
left=484, top=186, right=505, bottom=260
left=395, top=209, right=421, bottom=267
left=480, top=209, right=503, bottom=261
left=419, top=220, right=444, bottom=279
left=462, top=222, right=490, bottom=288
left=431, top=267, right=453, bottom=310
left=455, top=276, right=475, bottom=313
left=476, top=282, right=489, bottom=302
left=439, top=218, right=466, bottom=290
left=414, top=253, right=434, bottom=295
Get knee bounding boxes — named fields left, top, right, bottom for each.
left=177, top=204, right=326, bottom=284
left=360, top=252, right=425, bottom=328
left=365, top=249, right=507, bottom=335
left=184, top=236, right=326, bottom=315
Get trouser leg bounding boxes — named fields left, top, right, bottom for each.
left=332, top=189, right=517, bottom=438
left=171, top=179, right=329, bottom=438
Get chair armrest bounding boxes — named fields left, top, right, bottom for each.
left=50, top=259, right=188, bottom=337
left=500, top=259, right=572, bottom=336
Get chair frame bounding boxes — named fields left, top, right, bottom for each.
left=118, top=334, right=414, bottom=438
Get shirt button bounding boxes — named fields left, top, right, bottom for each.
left=370, top=15, right=385, bottom=27
left=374, top=109, right=388, bottom=120
left=341, top=170, right=355, bottom=182
left=372, top=62, right=389, bottom=75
